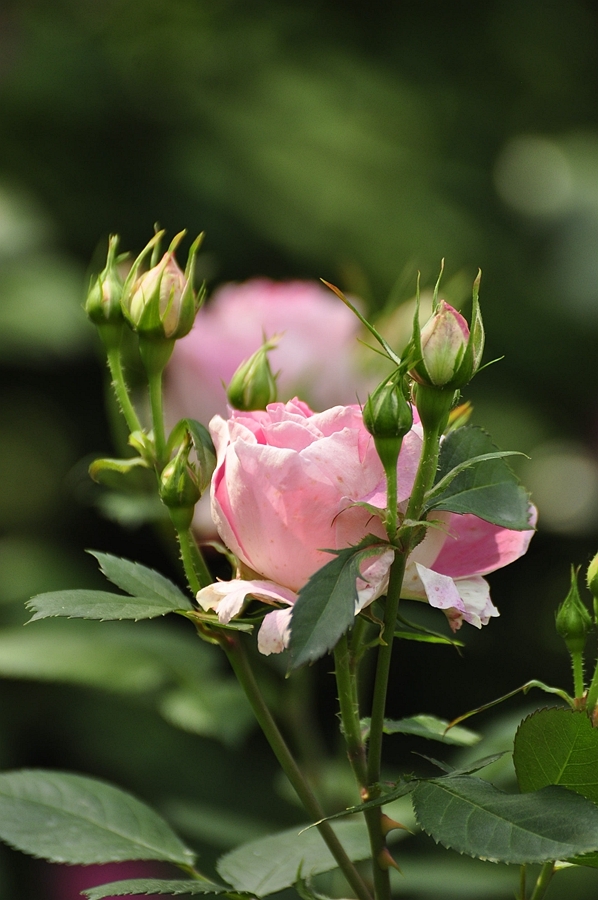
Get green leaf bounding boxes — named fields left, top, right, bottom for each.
left=26, top=589, right=191, bottom=622
left=0, top=624, right=166, bottom=693
left=394, top=630, right=461, bottom=645
left=514, top=708, right=598, bottom=803
left=514, top=707, right=598, bottom=868
left=158, top=684, right=254, bottom=746
left=413, top=774, right=598, bottom=863
left=288, top=536, right=388, bottom=669
left=360, top=714, right=481, bottom=746
left=217, top=820, right=374, bottom=895
left=83, top=879, right=234, bottom=899
left=425, top=426, right=531, bottom=529
left=88, top=551, right=192, bottom=607
left=0, top=770, right=195, bottom=865
left=88, top=457, right=152, bottom=492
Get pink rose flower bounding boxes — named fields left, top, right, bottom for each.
left=197, top=400, right=535, bottom=652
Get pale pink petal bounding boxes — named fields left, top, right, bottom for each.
left=431, top=509, right=536, bottom=578
left=258, top=608, right=293, bottom=655
left=355, top=549, right=395, bottom=611
left=196, top=579, right=296, bottom=624
left=415, top=563, right=463, bottom=611
left=414, top=564, right=498, bottom=632
left=454, top=576, right=499, bottom=628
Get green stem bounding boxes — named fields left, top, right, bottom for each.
left=362, top=417, right=443, bottom=900
left=529, top=862, right=555, bottom=900
left=335, top=634, right=389, bottom=900
left=405, top=422, right=442, bottom=521
left=571, top=650, right=584, bottom=700
left=518, top=864, right=526, bottom=900
left=222, top=634, right=373, bottom=900
left=148, top=369, right=167, bottom=470
left=585, top=656, right=598, bottom=715
left=174, top=525, right=212, bottom=593
left=106, top=345, right=142, bottom=435
left=334, top=634, right=368, bottom=786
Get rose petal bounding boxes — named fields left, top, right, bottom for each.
left=196, top=579, right=296, bottom=624
left=431, top=510, right=536, bottom=579
left=414, top=563, right=498, bottom=632
left=355, top=550, right=394, bottom=611
left=258, top=608, right=293, bottom=655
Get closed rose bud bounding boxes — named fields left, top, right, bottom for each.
left=122, top=231, right=204, bottom=341
left=410, top=272, right=484, bottom=392
left=160, top=434, right=201, bottom=531
left=227, top=338, right=279, bottom=411
left=85, top=235, right=125, bottom=327
left=363, top=373, right=413, bottom=476
left=556, top=566, right=592, bottom=655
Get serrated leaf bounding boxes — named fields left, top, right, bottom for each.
left=513, top=707, right=598, bottom=869
left=514, top=708, right=598, bottom=803
left=360, top=714, right=481, bottom=746
left=83, top=879, right=233, bottom=899
left=0, top=770, right=195, bottom=865
left=425, top=426, right=531, bottom=529
left=413, top=774, right=598, bottom=863
left=88, top=552, right=192, bottom=607
left=26, top=589, right=190, bottom=622
left=217, top=820, right=372, bottom=895
left=288, top=536, right=388, bottom=669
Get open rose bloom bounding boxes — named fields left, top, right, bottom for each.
left=197, top=399, right=535, bottom=654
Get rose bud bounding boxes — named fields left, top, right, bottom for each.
left=227, top=337, right=279, bottom=411
left=121, top=230, right=204, bottom=342
left=556, top=566, right=592, bottom=656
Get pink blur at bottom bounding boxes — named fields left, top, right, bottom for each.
left=44, top=860, right=173, bottom=899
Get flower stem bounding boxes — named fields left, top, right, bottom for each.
left=571, top=650, right=584, bottom=700
left=518, top=864, right=526, bottom=900
left=174, top=525, right=212, bottom=593
left=106, top=345, right=142, bottom=435
left=148, top=369, right=167, bottom=470
left=529, top=862, right=555, bottom=900
left=222, top=634, right=373, bottom=900
left=335, top=634, right=389, bottom=900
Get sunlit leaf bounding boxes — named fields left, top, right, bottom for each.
left=83, top=879, right=234, bottom=899
left=88, top=552, right=192, bottom=607
left=26, top=589, right=191, bottom=622
left=0, top=770, right=195, bottom=866
left=217, top=820, right=373, bottom=895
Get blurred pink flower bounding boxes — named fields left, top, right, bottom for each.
left=197, top=400, right=535, bottom=650
left=165, top=278, right=367, bottom=427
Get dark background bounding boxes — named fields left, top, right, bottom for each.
left=1, top=1, right=598, bottom=897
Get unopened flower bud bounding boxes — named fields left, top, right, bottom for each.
left=122, top=230, right=204, bottom=342
left=410, top=272, right=484, bottom=392
left=160, top=434, right=201, bottom=531
left=363, top=374, right=413, bottom=474
left=85, top=235, right=125, bottom=329
left=556, top=567, right=592, bottom=655
left=227, top=338, right=278, bottom=411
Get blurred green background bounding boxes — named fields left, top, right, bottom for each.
left=1, top=0, right=598, bottom=897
